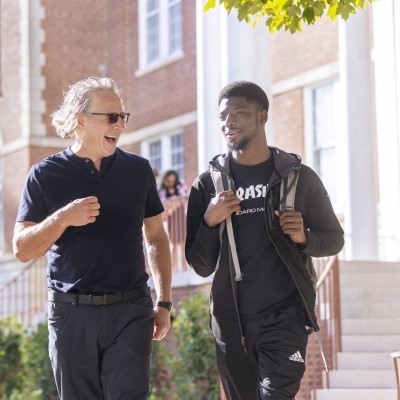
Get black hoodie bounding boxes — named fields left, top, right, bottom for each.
left=185, top=147, right=344, bottom=341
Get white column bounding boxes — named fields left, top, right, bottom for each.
left=373, top=0, right=400, bottom=260
left=196, top=4, right=271, bottom=173
left=338, top=7, right=378, bottom=260
left=196, top=2, right=225, bottom=173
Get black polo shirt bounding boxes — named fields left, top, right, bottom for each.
left=16, top=147, right=164, bottom=294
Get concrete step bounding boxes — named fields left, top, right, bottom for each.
left=315, top=388, right=397, bottom=400
left=342, top=317, right=400, bottom=335
left=337, top=351, right=394, bottom=369
left=342, top=334, right=400, bottom=352
left=341, top=286, right=400, bottom=302
left=341, top=302, right=400, bottom=318
left=340, top=272, right=400, bottom=287
left=328, top=369, right=396, bottom=388
left=340, top=260, right=400, bottom=273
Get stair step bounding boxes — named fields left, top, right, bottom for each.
left=341, top=287, right=400, bottom=302
left=328, top=369, right=396, bottom=388
left=341, top=302, right=400, bottom=318
left=342, top=318, right=400, bottom=335
left=315, top=388, right=397, bottom=400
left=340, top=260, right=400, bottom=273
left=313, top=261, right=400, bottom=400
left=340, top=273, right=400, bottom=287
left=342, top=335, right=400, bottom=352
left=337, top=351, right=394, bottom=369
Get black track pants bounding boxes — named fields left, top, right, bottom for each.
left=215, top=302, right=309, bottom=400
left=48, top=296, right=154, bottom=400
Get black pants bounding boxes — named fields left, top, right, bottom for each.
left=215, top=302, right=308, bottom=400
left=47, top=296, right=154, bottom=400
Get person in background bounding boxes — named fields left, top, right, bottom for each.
left=185, top=80, right=344, bottom=400
left=158, top=169, right=187, bottom=272
left=12, top=77, right=172, bottom=400
left=158, top=169, right=184, bottom=203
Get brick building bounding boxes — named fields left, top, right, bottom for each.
left=1, top=1, right=400, bottom=287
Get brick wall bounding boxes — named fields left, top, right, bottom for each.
left=271, top=89, right=305, bottom=158
left=270, top=17, right=338, bottom=82
left=41, top=0, right=107, bottom=137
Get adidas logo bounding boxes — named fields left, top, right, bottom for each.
left=289, top=351, right=304, bottom=363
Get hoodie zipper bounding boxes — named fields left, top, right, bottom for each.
left=264, top=176, right=318, bottom=333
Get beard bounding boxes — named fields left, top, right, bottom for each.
left=227, top=137, right=249, bottom=151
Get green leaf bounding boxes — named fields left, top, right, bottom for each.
left=327, top=3, right=339, bottom=20
left=203, top=0, right=216, bottom=12
left=303, top=7, right=315, bottom=24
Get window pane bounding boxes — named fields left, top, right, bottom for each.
left=312, top=82, right=337, bottom=202
left=170, top=134, right=184, bottom=182
left=147, top=0, right=159, bottom=13
left=147, top=15, right=160, bottom=63
left=316, top=148, right=337, bottom=203
left=149, top=140, right=162, bottom=172
left=168, top=2, right=182, bottom=54
left=313, top=83, right=335, bottom=147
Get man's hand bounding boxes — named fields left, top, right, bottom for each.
left=153, top=307, right=171, bottom=341
left=203, top=190, right=241, bottom=228
left=275, top=210, right=307, bottom=245
left=60, top=196, right=101, bottom=227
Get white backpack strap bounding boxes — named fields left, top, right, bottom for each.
left=280, top=169, right=300, bottom=212
left=209, top=167, right=243, bottom=281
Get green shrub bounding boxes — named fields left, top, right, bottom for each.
left=0, top=318, right=24, bottom=398
left=169, top=293, right=220, bottom=400
left=0, top=319, right=57, bottom=400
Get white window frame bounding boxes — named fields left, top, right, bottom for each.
left=304, top=79, right=343, bottom=215
left=137, top=0, right=183, bottom=75
left=142, top=131, right=185, bottom=182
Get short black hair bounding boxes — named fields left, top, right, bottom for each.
left=218, top=80, right=269, bottom=112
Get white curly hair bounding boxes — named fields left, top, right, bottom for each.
left=51, top=77, right=122, bottom=139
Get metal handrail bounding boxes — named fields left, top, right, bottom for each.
left=298, top=255, right=342, bottom=400
left=0, top=256, right=47, bottom=327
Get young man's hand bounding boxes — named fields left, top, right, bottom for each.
left=274, top=210, right=307, bottom=245
left=204, top=190, right=241, bottom=227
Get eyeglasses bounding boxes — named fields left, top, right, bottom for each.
left=86, top=112, right=130, bottom=124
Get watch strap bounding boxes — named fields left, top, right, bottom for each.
left=156, top=301, right=173, bottom=311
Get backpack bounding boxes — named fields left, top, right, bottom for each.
left=209, top=166, right=300, bottom=281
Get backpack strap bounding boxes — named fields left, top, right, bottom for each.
left=279, top=169, right=300, bottom=212
left=209, top=167, right=243, bottom=282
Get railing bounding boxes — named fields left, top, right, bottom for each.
left=0, top=255, right=47, bottom=327
left=298, top=255, right=342, bottom=400
left=0, top=198, right=342, bottom=400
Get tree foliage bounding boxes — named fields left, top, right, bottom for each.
left=204, top=0, right=377, bottom=33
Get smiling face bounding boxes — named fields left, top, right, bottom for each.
left=218, top=96, right=268, bottom=153
left=73, top=90, right=126, bottom=165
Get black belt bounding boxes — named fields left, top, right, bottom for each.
left=48, top=286, right=150, bottom=306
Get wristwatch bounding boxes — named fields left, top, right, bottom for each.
left=156, top=301, right=173, bottom=311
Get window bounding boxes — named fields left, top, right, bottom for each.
left=149, top=139, right=162, bottom=172
left=170, top=133, right=184, bottom=180
left=305, top=81, right=341, bottom=210
left=145, top=132, right=185, bottom=182
left=138, top=0, right=183, bottom=70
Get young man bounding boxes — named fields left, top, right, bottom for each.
left=185, top=81, right=344, bottom=399
left=13, top=77, right=172, bottom=400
